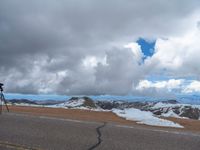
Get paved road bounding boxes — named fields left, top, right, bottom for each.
left=0, top=113, right=200, bottom=150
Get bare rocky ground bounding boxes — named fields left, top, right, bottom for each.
left=8, top=97, right=200, bottom=120
left=4, top=106, right=200, bottom=133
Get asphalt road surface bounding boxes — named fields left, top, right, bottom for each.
left=0, top=113, right=200, bottom=150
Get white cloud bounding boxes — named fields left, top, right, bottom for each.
left=1, top=0, right=200, bottom=95
left=145, top=15, right=200, bottom=78
left=82, top=56, right=107, bottom=68
left=94, top=47, right=144, bottom=95
left=82, top=56, right=99, bottom=68
left=182, top=80, right=200, bottom=93
left=136, top=79, right=200, bottom=95
left=124, top=42, right=144, bottom=62
left=136, top=79, right=184, bottom=92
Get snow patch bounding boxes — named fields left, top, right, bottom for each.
left=153, top=102, right=200, bottom=109
left=152, top=102, right=181, bottom=109
left=112, top=108, right=184, bottom=128
left=161, top=110, right=181, bottom=118
left=56, top=99, right=85, bottom=107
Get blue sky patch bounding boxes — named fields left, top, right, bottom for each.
left=137, top=38, right=155, bottom=57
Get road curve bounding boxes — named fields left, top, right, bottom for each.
left=0, top=113, right=200, bottom=150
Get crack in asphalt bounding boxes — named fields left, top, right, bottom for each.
left=88, top=122, right=106, bottom=150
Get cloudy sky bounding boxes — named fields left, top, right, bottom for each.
left=1, top=0, right=200, bottom=97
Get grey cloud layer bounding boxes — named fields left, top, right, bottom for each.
left=0, top=0, right=199, bottom=95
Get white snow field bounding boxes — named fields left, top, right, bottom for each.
left=161, top=110, right=181, bottom=118
left=152, top=102, right=200, bottom=109
left=112, top=108, right=184, bottom=128
left=47, top=99, right=107, bottom=111
left=51, top=98, right=85, bottom=108
left=63, top=98, right=85, bottom=107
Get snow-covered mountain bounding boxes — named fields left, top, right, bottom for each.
left=8, top=97, right=200, bottom=120
left=8, top=99, right=64, bottom=106
left=97, top=99, right=200, bottom=120
left=51, top=97, right=103, bottom=110
left=147, top=101, right=200, bottom=120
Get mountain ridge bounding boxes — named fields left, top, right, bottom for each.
left=7, top=97, right=200, bottom=120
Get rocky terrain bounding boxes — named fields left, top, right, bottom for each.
left=7, top=97, right=200, bottom=120
left=97, top=99, right=200, bottom=120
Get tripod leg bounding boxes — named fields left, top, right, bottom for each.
left=2, top=93, right=9, bottom=112
left=0, top=95, right=2, bottom=114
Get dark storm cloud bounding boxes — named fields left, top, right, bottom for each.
left=94, top=48, right=143, bottom=95
left=0, top=0, right=200, bottom=94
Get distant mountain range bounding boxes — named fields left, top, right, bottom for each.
left=8, top=99, right=65, bottom=106
left=7, top=96, right=200, bottom=120
left=5, top=93, right=200, bottom=104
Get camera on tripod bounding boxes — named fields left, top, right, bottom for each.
left=0, top=83, right=9, bottom=113
left=0, top=83, right=4, bottom=92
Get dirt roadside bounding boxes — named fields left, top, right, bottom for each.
left=2, top=105, right=200, bottom=134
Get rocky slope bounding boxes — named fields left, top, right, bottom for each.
left=8, top=97, right=200, bottom=120
left=52, top=96, right=100, bottom=110
left=97, top=99, right=200, bottom=120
